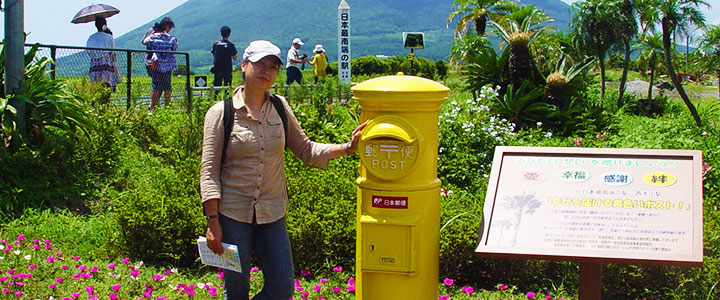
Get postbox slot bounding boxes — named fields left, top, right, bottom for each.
left=360, top=215, right=417, bottom=274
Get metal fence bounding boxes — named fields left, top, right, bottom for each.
left=25, top=43, right=192, bottom=110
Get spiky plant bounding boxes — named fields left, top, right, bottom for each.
left=543, top=55, right=596, bottom=108
left=490, top=8, right=550, bottom=88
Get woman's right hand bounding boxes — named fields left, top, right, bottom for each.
left=206, top=219, right=224, bottom=255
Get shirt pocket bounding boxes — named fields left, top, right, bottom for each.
left=267, top=116, right=284, bottom=139
left=228, top=120, right=254, bottom=157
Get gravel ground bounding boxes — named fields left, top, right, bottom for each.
left=609, top=80, right=717, bottom=100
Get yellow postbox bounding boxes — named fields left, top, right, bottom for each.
left=352, top=73, right=449, bottom=300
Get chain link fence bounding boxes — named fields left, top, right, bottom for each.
left=25, top=43, right=192, bottom=110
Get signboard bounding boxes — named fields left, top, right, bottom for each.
left=372, top=195, right=409, bottom=209
left=195, top=76, right=207, bottom=88
left=338, top=0, right=351, bottom=83
left=402, top=32, right=425, bottom=49
left=475, top=146, right=703, bottom=267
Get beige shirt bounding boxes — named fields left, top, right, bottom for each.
left=200, top=87, right=333, bottom=224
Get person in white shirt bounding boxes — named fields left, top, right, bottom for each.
left=285, top=37, right=309, bottom=88
left=86, top=16, right=117, bottom=100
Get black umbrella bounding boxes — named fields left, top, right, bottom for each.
left=71, top=4, right=120, bottom=24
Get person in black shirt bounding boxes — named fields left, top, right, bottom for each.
left=211, top=26, right=238, bottom=87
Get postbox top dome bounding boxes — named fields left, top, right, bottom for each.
left=351, top=73, right=449, bottom=94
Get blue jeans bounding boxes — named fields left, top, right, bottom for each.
left=219, top=214, right=294, bottom=300
left=285, top=67, right=302, bottom=85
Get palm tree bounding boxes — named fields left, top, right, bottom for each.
left=614, top=0, right=638, bottom=106
left=698, top=24, right=720, bottom=99
left=571, top=0, right=623, bottom=99
left=634, top=33, right=665, bottom=100
left=490, top=8, right=550, bottom=88
left=446, top=0, right=516, bottom=36
left=655, top=0, right=708, bottom=127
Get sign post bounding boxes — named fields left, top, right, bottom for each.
left=476, top=146, right=704, bottom=299
left=338, top=0, right=351, bottom=86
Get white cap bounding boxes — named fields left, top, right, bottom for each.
left=292, top=37, right=304, bottom=45
left=242, top=40, right=282, bottom=64
left=313, top=44, right=325, bottom=53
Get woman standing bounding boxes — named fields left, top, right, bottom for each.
left=308, top=44, right=328, bottom=84
left=142, top=17, right=178, bottom=113
left=200, top=40, right=365, bottom=300
left=86, top=16, right=117, bottom=102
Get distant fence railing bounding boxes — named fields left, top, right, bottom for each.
left=24, top=43, right=192, bottom=110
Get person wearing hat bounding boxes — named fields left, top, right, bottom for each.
left=308, top=44, right=328, bottom=84
left=200, top=40, right=366, bottom=300
left=211, top=26, right=238, bottom=88
left=285, top=37, right=309, bottom=88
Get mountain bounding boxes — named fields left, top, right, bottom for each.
left=114, top=0, right=572, bottom=71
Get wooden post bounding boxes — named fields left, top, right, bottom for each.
left=579, top=263, right=602, bottom=300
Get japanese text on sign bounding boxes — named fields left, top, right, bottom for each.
left=338, top=5, right=351, bottom=83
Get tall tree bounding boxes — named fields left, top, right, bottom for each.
left=655, top=0, right=708, bottom=127
left=614, top=0, right=638, bottom=106
left=446, top=0, right=516, bottom=36
left=571, top=0, right=622, bottom=99
left=698, top=24, right=720, bottom=100
left=634, top=33, right=665, bottom=100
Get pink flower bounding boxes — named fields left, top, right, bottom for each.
left=443, top=278, right=454, bottom=286
left=48, top=283, right=56, bottom=289
left=158, top=297, right=167, bottom=300
left=333, top=266, right=343, bottom=272
left=300, top=269, right=311, bottom=276
left=313, top=284, right=322, bottom=292
left=13, top=291, right=22, bottom=296
left=72, top=256, right=80, bottom=260
left=545, top=294, right=552, bottom=300
left=130, top=270, right=139, bottom=277
left=72, top=292, right=80, bottom=298
left=78, top=265, right=87, bottom=271
left=28, top=265, right=36, bottom=270
left=440, top=188, right=453, bottom=196
left=15, top=282, right=24, bottom=287
left=56, top=277, right=64, bottom=283
left=703, top=162, right=712, bottom=176
left=43, top=239, right=50, bottom=245
left=47, top=256, right=56, bottom=262
left=109, top=294, right=118, bottom=300
left=462, top=286, right=474, bottom=294
left=142, top=291, right=151, bottom=298
left=121, top=258, right=130, bottom=264
left=153, top=274, right=164, bottom=281
left=526, top=291, right=536, bottom=299
left=32, top=244, right=39, bottom=250
left=301, top=292, right=309, bottom=298
left=90, top=266, right=99, bottom=273
left=61, top=265, right=68, bottom=270
left=297, top=286, right=305, bottom=292
left=295, top=280, right=302, bottom=287
left=250, top=266, right=260, bottom=272
left=439, top=295, right=450, bottom=300
left=319, top=278, right=328, bottom=283
left=218, top=271, right=224, bottom=279
left=332, top=287, right=341, bottom=293
left=208, top=288, right=218, bottom=297
left=86, top=285, right=95, bottom=295
left=107, top=263, right=116, bottom=270
left=574, top=138, right=583, bottom=146
left=1, top=288, right=9, bottom=293
left=498, top=284, right=508, bottom=290
left=17, top=234, right=25, bottom=241
left=347, top=278, right=355, bottom=286
left=112, top=284, right=121, bottom=291
left=347, top=285, right=355, bottom=293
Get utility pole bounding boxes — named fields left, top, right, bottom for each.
left=4, top=0, right=26, bottom=135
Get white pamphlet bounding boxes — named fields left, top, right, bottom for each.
left=197, top=236, right=242, bottom=273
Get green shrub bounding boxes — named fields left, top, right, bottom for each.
left=436, top=59, right=449, bottom=78
left=352, top=55, right=391, bottom=76
left=400, top=56, right=437, bottom=79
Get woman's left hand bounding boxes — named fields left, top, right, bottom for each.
left=347, top=120, right=368, bottom=154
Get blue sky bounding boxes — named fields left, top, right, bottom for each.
left=0, top=0, right=718, bottom=47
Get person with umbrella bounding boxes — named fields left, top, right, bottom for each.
left=85, top=16, right=117, bottom=103
left=74, top=4, right=121, bottom=104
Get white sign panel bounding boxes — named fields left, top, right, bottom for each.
left=338, top=0, right=351, bottom=83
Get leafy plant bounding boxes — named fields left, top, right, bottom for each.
left=490, top=81, right=547, bottom=129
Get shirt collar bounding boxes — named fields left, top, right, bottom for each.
left=232, top=86, right=270, bottom=110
